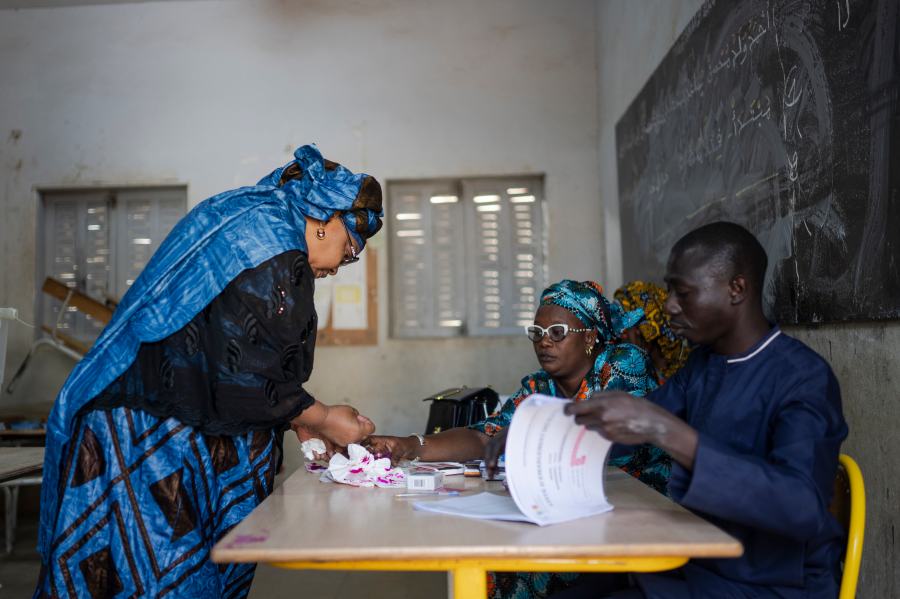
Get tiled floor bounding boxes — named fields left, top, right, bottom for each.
left=0, top=516, right=447, bottom=599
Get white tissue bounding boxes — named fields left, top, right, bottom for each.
left=325, top=444, right=406, bottom=488
left=301, top=438, right=327, bottom=461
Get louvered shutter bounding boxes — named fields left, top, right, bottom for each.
left=114, top=188, right=185, bottom=300
left=81, top=195, right=112, bottom=339
left=463, top=178, right=545, bottom=335
left=389, top=180, right=466, bottom=337
left=43, top=195, right=80, bottom=338
left=42, top=192, right=111, bottom=344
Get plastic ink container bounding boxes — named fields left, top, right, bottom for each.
left=406, top=470, right=444, bottom=491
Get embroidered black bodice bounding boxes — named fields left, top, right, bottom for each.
left=90, top=250, right=317, bottom=436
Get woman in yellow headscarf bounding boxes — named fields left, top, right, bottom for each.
left=614, top=280, right=691, bottom=383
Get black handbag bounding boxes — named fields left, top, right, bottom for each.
left=423, top=386, right=500, bottom=435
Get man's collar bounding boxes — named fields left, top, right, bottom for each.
left=725, top=327, right=782, bottom=364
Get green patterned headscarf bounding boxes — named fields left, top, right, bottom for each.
left=539, top=280, right=643, bottom=344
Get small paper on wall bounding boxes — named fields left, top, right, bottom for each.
left=332, top=260, right=367, bottom=330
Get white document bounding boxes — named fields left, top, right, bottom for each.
left=413, top=492, right=534, bottom=523
left=414, top=394, right=613, bottom=526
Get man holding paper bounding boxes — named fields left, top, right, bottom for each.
left=564, top=222, right=847, bottom=599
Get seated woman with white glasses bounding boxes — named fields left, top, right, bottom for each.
left=366, top=279, right=671, bottom=599
left=365, top=279, right=669, bottom=489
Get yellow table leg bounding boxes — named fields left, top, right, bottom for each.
left=271, top=555, right=689, bottom=598
left=452, top=564, right=487, bottom=599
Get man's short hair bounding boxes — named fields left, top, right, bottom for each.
left=671, top=221, right=768, bottom=292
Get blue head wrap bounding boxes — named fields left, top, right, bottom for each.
left=539, top=280, right=643, bottom=343
left=38, top=144, right=382, bottom=557
left=256, top=149, right=383, bottom=249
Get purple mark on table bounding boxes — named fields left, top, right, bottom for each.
left=226, top=532, right=269, bottom=548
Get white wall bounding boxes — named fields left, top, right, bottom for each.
left=596, top=2, right=899, bottom=597
left=0, top=0, right=601, bottom=460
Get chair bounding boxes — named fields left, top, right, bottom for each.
left=829, top=453, right=865, bottom=599
left=0, top=475, right=42, bottom=554
left=0, top=277, right=109, bottom=552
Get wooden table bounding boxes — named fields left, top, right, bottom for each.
left=0, top=429, right=46, bottom=446
left=0, top=447, right=44, bottom=483
left=213, top=468, right=742, bottom=599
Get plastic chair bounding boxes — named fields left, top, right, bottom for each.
left=830, top=454, right=865, bottom=599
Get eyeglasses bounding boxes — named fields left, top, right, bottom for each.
left=340, top=220, right=360, bottom=266
left=524, top=323, right=592, bottom=343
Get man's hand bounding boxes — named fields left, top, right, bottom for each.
left=565, top=392, right=670, bottom=444
left=565, top=391, right=699, bottom=469
left=483, top=427, right=508, bottom=479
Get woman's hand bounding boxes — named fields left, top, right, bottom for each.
left=363, top=435, right=419, bottom=463
left=293, top=423, right=339, bottom=460
left=316, top=404, right=376, bottom=448
left=289, top=401, right=376, bottom=454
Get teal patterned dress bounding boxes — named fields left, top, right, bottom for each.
left=469, top=279, right=672, bottom=599
left=471, top=343, right=670, bottom=599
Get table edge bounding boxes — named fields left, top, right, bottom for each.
left=212, top=541, right=744, bottom=564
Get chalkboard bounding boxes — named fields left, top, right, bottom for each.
left=616, top=0, right=899, bottom=323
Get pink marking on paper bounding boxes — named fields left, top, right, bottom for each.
left=570, top=426, right=588, bottom=466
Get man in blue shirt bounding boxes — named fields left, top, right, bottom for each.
left=566, top=221, right=848, bottom=598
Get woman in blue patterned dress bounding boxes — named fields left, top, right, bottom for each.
left=35, top=145, right=383, bottom=598
left=366, top=280, right=671, bottom=599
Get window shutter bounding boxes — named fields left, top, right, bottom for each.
left=389, top=180, right=465, bottom=337
left=464, top=177, right=545, bottom=335
left=114, top=188, right=186, bottom=300
left=81, top=196, right=112, bottom=339
left=505, top=179, right=545, bottom=328
left=43, top=196, right=80, bottom=337
left=42, top=192, right=111, bottom=343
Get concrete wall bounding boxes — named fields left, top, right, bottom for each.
left=0, top=0, right=602, bottom=460
left=596, top=1, right=898, bottom=597
left=789, top=322, right=899, bottom=597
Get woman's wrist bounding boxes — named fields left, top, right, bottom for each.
left=291, top=400, right=330, bottom=430
left=404, top=435, right=423, bottom=460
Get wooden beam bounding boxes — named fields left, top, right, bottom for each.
left=41, top=277, right=113, bottom=324
left=40, top=326, right=91, bottom=355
